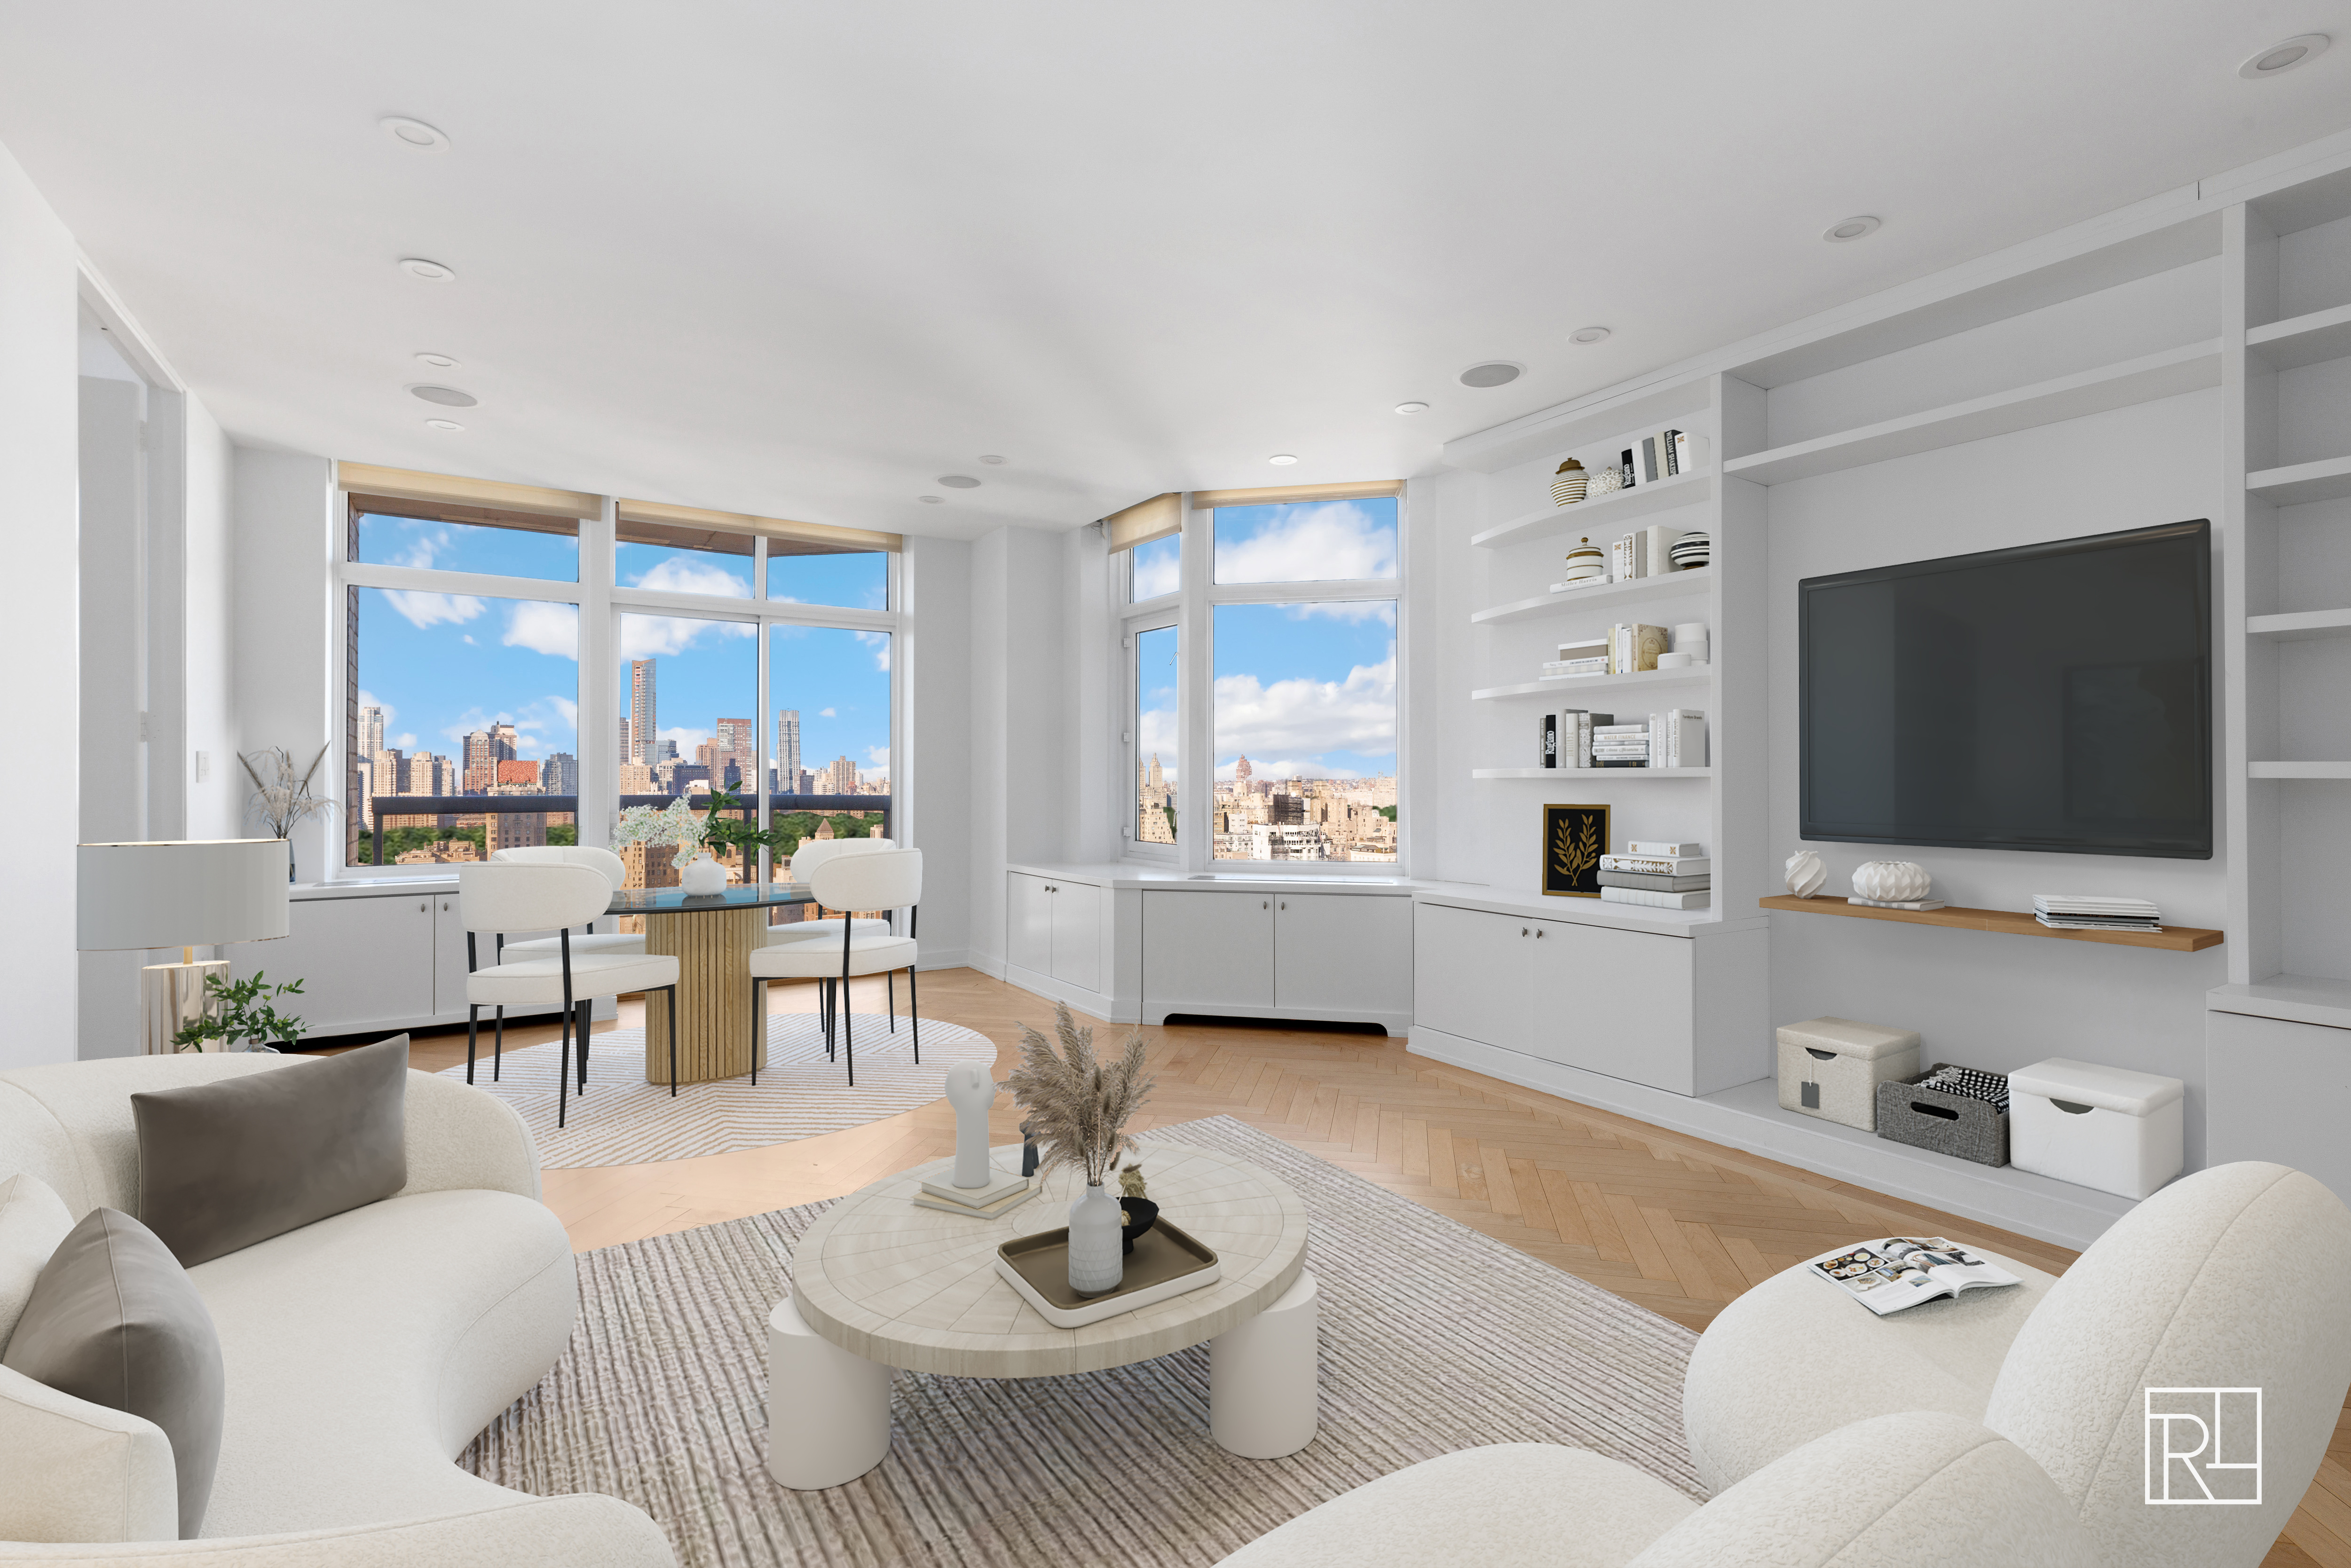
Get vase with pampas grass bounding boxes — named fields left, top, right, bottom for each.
left=1004, top=1002, right=1154, bottom=1296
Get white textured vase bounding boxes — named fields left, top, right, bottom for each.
left=1067, top=1183, right=1124, bottom=1297
left=1852, top=860, right=1931, bottom=902
left=1784, top=850, right=1826, bottom=899
left=677, top=854, right=728, bottom=896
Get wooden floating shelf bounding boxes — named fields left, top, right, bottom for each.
left=1472, top=668, right=1711, bottom=701
left=2247, top=454, right=2351, bottom=508
left=1474, top=767, right=1712, bottom=780
left=1758, top=895, right=2221, bottom=952
left=2247, top=301, right=2351, bottom=372
left=1471, top=568, right=1712, bottom=626
left=1471, top=472, right=1713, bottom=550
left=2249, top=760, right=2351, bottom=779
left=1723, top=340, right=2221, bottom=486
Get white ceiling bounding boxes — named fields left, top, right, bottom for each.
left=3, top=2, right=2348, bottom=540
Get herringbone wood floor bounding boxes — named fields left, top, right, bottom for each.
left=389, top=967, right=2350, bottom=1565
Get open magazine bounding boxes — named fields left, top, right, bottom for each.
left=1808, top=1237, right=2021, bottom=1316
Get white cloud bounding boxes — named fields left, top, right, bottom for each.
left=462, top=634, right=476, bottom=645
left=1211, top=648, right=1395, bottom=764
left=631, top=556, right=751, bottom=598
left=618, top=611, right=756, bottom=659
left=381, top=589, right=486, bottom=630
left=1215, top=502, right=1396, bottom=586
left=358, top=691, right=395, bottom=729
left=865, top=745, right=889, bottom=769
left=1138, top=701, right=1178, bottom=768
left=1288, top=599, right=1396, bottom=624
left=392, top=732, right=417, bottom=750
left=503, top=601, right=580, bottom=660
left=547, top=695, right=578, bottom=727
left=819, top=707, right=837, bottom=718
left=659, top=725, right=711, bottom=754
left=855, top=630, right=891, bottom=671
left=1131, top=550, right=1180, bottom=600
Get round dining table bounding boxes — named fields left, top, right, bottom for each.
left=604, top=882, right=819, bottom=1085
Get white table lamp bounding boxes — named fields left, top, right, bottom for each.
left=78, top=839, right=292, bottom=1054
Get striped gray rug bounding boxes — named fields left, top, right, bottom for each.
left=460, top=1115, right=1700, bottom=1567
left=434, top=1013, right=997, bottom=1169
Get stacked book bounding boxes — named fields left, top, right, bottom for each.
left=1647, top=709, right=1706, bottom=769
left=1591, top=723, right=1649, bottom=767
left=911, top=1167, right=1038, bottom=1220
left=1541, top=637, right=1610, bottom=680
left=1557, top=708, right=1613, bottom=767
left=2032, top=895, right=2163, bottom=934
left=1598, top=845, right=1709, bottom=910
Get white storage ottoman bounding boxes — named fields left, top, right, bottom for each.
left=2009, top=1057, right=2184, bottom=1199
left=1776, top=1016, right=1921, bottom=1132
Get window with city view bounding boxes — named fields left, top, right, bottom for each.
left=1135, top=623, right=1178, bottom=847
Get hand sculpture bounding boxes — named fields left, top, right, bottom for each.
left=944, top=1064, right=995, bottom=1189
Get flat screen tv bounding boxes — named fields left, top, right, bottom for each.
left=1799, top=520, right=2212, bottom=859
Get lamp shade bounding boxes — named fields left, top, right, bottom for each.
left=77, top=840, right=292, bottom=951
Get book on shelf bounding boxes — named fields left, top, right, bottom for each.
left=1559, top=637, right=1608, bottom=661
left=1609, top=623, right=1668, bottom=673
left=1646, top=709, right=1707, bottom=769
left=1637, top=428, right=1686, bottom=486
left=1538, top=712, right=1559, bottom=769
left=1672, top=430, right=1693, bottom=474
left=1540, top=658, right=1609, bottom=678
left=1560, top=709, right=1611, bottom=768
left=1641, top=524, right=1684, bottom=575
left=1600, top=885, right=1710, bottom=909
left=1808, top=1237, right=2020, bottom=1318
left=1610, top=532, right=1647, bottom=581
left=1599, top=854, right=1709, bottom=874
left=1619, top=447, right=1638, bottom=490
left=1626, top=839, right=1703, bottom=857
left=1597, top=869, right=1712, bottom=892
left=2031, top=893, right=2162, bottom=933
left=1592, top=758, right=1649, bottom=768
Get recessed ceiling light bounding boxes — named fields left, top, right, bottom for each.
left=415, top=351, right=460, bottom=369
left=937, top=474, right=981, bottom=489
left=2241, top=33, right=2329, bottom=78
left=424, top=418, right=463, bottom=432
left=410, top=385, right=477, bottom=407
left=1570, top=326, right=1611, bottom=346
left=918, top=495, right=945, bottom=504
left=1823, top=216, right=1881, bottom=243
left=1459, top=362, right=1523, bottom=388
left=1394, top=402, right=1429, bottom=415
left=978, top=454, right=1007, bottom=465
left=380, top=116, right=450, bottom=152
left=1268, top=454, right=1299, bottom=465
left=399, top=257, right=456, bottom=282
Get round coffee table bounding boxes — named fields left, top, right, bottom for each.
left=770, top=1141, right=1315, bottom=1487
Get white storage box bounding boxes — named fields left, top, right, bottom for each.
left=1776, top=1016, right=1921, bottom=1132
left=2009, top=1057, right=2184, bottom=1199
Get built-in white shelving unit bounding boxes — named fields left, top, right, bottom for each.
left=1470, top=568, right=1712, bottom=626
left=2248, top=762, right=2351, bottom=779
left=2246, top=454, right=2351, bottom=507
left=2245, top=300, right=2351, bottom=370
left=2246, top=608, right=2351, bottom=639
left=1471, top=670, right=1711, bottom=702
left=1469, top=767, right=1712, bottom=780
left=1470, top=472, right=1713, bottom=550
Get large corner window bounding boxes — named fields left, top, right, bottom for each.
left=1110, top=484, right=1402, bottom=869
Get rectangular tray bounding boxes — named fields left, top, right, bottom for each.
left=994, top=1219, right=1222, bottom=1329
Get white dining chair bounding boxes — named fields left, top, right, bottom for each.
left=480, top=846, right=643, bottom=1072
left=747, top=848, right=922, bottom=1087
left=766, top=836, right=897, bottom=1041
left=458, top=863, right=683, bottom=1127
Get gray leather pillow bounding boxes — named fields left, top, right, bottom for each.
left=1, top=1207, right=225, bottom=1537
left=133, top=1034, right=410, bottom=1268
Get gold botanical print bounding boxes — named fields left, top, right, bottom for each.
left=1543, top=804, right=1609, bottom=897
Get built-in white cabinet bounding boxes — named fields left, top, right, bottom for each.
left=1268, top=893, right=1412, bottom=1020
left=1007, top=872, right=1101, bottom=993
left=1141, top=890, right=1277, bottom=1012
left=1411, top=897, right=1767, bottom=1096
left=1138, top=888, right=1412, bottom=1029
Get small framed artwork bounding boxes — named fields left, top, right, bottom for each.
left=1542, top=803, right=1609, bottom=898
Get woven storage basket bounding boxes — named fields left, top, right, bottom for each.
left=1875, top=1063, right=2009, bottom=1166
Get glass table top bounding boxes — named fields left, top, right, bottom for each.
left=604, top=882, right=819, bottom=914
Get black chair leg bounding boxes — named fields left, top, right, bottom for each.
left=908, top=964, right=920, bottom=1064
left=494, top=1007, right=505, bottom=1080
left=666, top=985, right=678, bottom=1095
left=557, top=1000, right=571, bottom=1129
left=843, top=979, right=856, bottom=1087
left=578, top=1001, right=592, bottom=1090
left=749, top=978, right=762, bottom=1086
left=466, top=1006, right=479, bottom=1084
left=889, top=970, right=896, bottom=1033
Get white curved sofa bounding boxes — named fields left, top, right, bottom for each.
left=0, top=1054, right=674, bottom=1567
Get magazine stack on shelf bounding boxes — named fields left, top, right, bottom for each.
left=1597, top=843, right=1709, bottom=909
left=2032, top=895, right=2163, bottom=933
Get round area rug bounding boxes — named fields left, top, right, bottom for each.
left=434, top=1012, right=998, bottom=1169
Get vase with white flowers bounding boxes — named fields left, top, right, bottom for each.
left=1004, top=1002, right=1155, bottom=1296
left=241, top=745, right=337, bottom=883
left=612, top=797, right=731, bottom=895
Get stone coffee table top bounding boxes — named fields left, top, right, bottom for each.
left=789, top=1141, right=1310, bottom=1377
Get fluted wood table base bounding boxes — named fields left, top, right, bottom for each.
left=642, top=908, right=770, bottom=1084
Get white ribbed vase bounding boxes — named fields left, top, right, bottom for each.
left=1066, top=1183, right=1124, bottom=1296
left=1785, top=850, right=1826, bottom=898
left=1852, top=860, right=1931, bottom=902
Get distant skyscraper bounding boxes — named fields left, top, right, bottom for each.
left=618, top=713, right=631, bottom=762
left=490, top=721, right=519, bottom=762
left=776, top=709, right=801, bottom=794
left=822, top=756, right=859, bottom=795
left=630, top=659, right=658, bottom=765
left=542, top=752, right=577, bottom=796
left=658, top=738, right=678, bottom=762
left=358, top=705, right=385, bottom=760
left=462, top=730, right=495, bottom=793
left=716, top=718, right=754, bottom=791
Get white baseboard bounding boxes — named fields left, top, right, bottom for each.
left=965, top=949, right=1007, bottom=981
left=999, top=962, right=1115, bottom=1023
left=1407, top=1026, right=2135, bottom=1252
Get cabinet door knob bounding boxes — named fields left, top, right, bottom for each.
left=1279, top=900, right=1286, bottom=909
left=1520, top=926, right=1529, bottom=937
left=420, top=902, right=429, bottom=913
left=1535, top=928, right=1545, bottom=938
left=1262, top=900, right=1270, bottom=909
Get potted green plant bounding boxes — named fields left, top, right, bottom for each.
left=171, top=971, right=307, bottom=1054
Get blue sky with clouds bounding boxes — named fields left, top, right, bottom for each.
left=1133, top=499, right=1399, bottom=784
left=355, top=514, right=891, bottom=785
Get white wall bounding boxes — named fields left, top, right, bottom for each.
left=0, top=143, right=82, bottom=1067
left=965, top=525, right=1069, bottom=971
left=902, top=535, right=973, bottom=966
left=230, top=449, right=336, bottom=882
left=1764, top=392, right=2228, bottom=1169
left=182, top=397, right=238, bottom=839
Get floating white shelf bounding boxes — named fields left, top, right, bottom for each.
left=2246, top=607, right=2351, bottom=640
left=2248, top=761, right=2351, bottom=779
left=1470, top=569, right=1713, bottom=626
left=2247, top=301, right=2351, bottom=371
left=1471, top=472, right=1713, bottom=550
left=1722, top=339, right=2222, bottom=486
left=1442, top=377, right=1713, bottom=475
left=2209, top=973, right=2351, bottom=1032
left=2247, top=454, right=2351, bottom=508
left=1471, top=669, right=1712, bottom=701
left=1471, top=767, right=1713, bottom=780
